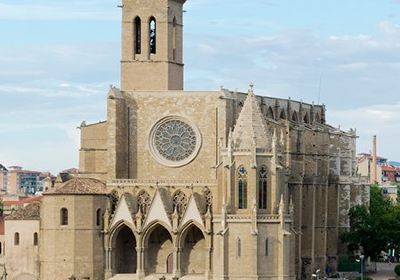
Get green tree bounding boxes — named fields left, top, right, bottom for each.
left=341, top=185, right=396, bottom=260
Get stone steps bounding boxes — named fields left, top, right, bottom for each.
left=109, top=274, right=137, bottom=280
left=109, top=274, right=206, bottom=280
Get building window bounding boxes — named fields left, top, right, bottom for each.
left=172, top=191, right=188, bottom=216
left=259, top=166, right=268, bottom=209
left=60, top=208, right=68, bottom=226
left=237, top=238, right=242, bottom=257
left=0, top=242, right=2, bottom=254
left=14, top=232, right=20, bottom=246
left=33, top=232, right=38, bottom=246
left=238, top=166, right=248, bottom=209
left=265, top=238, right=269, bottom=256
left=134, top=16, right=141, bottom=54
left=96, top=208, right=102, bottom=227
left=149, top=17, right=157, bottom=54
left=172, top=17, right=177, bottom=60
left=138, top=191, right=151, bottom=215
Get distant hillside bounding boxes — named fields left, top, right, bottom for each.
left=388, top=161, right=400, bottom=167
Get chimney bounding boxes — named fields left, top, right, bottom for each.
left=372, top=135, right=377, bottom=184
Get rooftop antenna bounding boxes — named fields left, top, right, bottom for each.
left=317, top=72, right=323, bottom=105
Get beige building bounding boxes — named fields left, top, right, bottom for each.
left=5, top=202, right=40, bottom=280
left=37, top=0, right=369, bottom=280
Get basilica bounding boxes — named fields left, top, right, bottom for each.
left=38, top=0, right=369, bottom=279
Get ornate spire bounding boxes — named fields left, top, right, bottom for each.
left=232, top=84, right=269, bottom=149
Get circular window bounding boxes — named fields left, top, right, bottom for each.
left=149, top=117, right=202, bottom=167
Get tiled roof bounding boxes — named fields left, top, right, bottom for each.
left=5, top=202, right=40, bottom=220
left=381, top=165, right=400, bottom=172
left=45, top=178, right=109, bottom=195
left=3, top=196, right=43, bottom=206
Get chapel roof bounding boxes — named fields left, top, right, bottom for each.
left=232, top=86, right=269, bottom=149
left=6, top=202, right=41, bottom=221
left=45, top=178, right=109, bottom=195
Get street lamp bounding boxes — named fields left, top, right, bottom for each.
left=356, top=255, right=365, bottom=280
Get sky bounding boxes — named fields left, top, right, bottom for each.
left=0, top=0, right=399, bottom=174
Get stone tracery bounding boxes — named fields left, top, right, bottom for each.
left=153, top=119, right=197, bottom=162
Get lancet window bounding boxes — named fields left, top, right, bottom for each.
left=238, top=166, right=248, bottom=209
left=258, top=166, right=268, bottom=209
left=134, top=17, right=142, bottom=54
left=149, top=17, right=157, bottom=54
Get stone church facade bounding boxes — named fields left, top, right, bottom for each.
left=39, top=0, right=369, bottom=279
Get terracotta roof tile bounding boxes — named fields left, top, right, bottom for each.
left=3, top=196, right=42, bottom=206
left=45, top=178, right=109, bottom=195
left=5, top=202, right=40, bottom=220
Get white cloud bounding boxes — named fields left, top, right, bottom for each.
left=330, top=103, right=400, bottom=160
left=0, top=1, right=119, bottom=21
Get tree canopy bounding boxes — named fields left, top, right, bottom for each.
left=341, top=185, right=400, bottom=260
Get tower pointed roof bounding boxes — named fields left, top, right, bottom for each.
left=232, top=84, right=269, bottom=149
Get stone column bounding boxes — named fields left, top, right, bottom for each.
left=173, top=247, right=182, bottom=279
left=105, top=247, right=112, bottom=279
left=205, top=235, right=212, bottom=279
left=136, top=246, right=145, bottom=280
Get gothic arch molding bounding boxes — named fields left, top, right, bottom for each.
left=110, top=223, right=138, bottom=274
left=177, top=221, right=206, bottom=247
left=142, top=222, right=175, bottom=275
left=109, top=220, right=138, bottom=247
left=178, top=223, right=207, bottom=276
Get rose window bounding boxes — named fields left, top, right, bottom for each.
left=150, top=117, right=201, bottom=167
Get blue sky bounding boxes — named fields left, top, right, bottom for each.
left=0, top=0, right=400, bottom=173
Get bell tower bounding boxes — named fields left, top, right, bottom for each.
left=120, top=0, right=186, bottom=91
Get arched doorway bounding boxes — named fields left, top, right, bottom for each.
left=180, top=225, right=206, bottom=276
left=145, top=224, right=174, bottom=275
left=113, top=225, right=137, bottom=274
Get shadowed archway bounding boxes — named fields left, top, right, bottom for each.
left=144, top=224, right=174, bottom=275
left=180, top=224, right=206, bottom=276
left=112, top=224, right=137, bottom=274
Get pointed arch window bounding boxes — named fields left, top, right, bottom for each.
left=237, top=238, right=242, bottom=257
left=238, top=166, right=248, bottom=209
left=14, top=232, right=20, bottom=246
left=259, top=166, right=268, bottom=209
left=134, top=17, right=142, bottom=54
left=60, top=208, right=68, bottom=226
left=33, top=232, right=38, bottom=246
left=172, top=17, right=177, bottom=60
left=96, top=208, right=102, bottom=226
left=149, top=17, right=157, bottom=54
